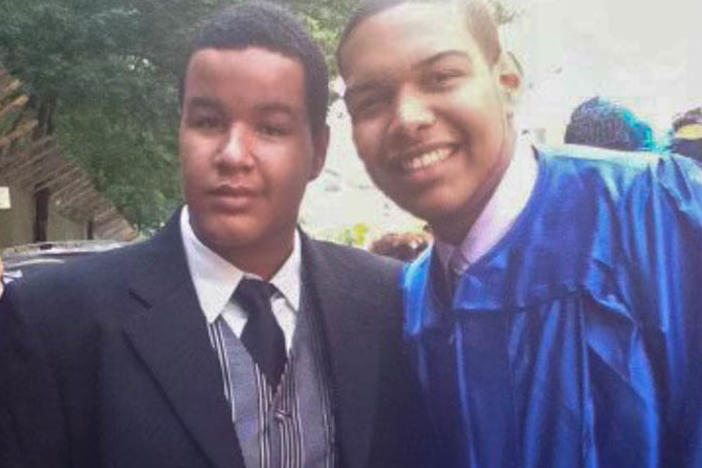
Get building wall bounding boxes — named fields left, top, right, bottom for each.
left=0, top=184, right=87, bottom=249
left=0, top=184, right=35, bottom=249
left=47, top=205, right=86, bottom=240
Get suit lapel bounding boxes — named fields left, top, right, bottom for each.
left=123, top=212, right=245, bottom=468
left=301, top=234, right=382, bottom=468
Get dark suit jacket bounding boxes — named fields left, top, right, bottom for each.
left=0, top=214, right=431, bottom=468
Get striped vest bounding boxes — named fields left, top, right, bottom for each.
left=207, top=281, right=336, bottom=468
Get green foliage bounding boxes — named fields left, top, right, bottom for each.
left=334, top=222, right=370, bottom=247
left=0, top=0, right=216, bottom=228
left=290, top=0, right=357, bottom=76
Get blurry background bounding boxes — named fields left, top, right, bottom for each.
left=507, top=0, right=702, bottom=143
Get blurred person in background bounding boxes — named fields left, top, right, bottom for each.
left=564, top=96, right=656, bottom=151
left=369, top=231, right=432, bottom=262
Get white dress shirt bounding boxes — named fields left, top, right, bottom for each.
left=180, top=206, right=301, bottom=351
left=435, top=134, right=539, bottom=277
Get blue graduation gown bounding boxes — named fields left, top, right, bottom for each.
left=403, top=146, right=702, bottom=468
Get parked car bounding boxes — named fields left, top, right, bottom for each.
left=1, top=241, right=127, bottom=285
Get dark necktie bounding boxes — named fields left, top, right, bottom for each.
left=234, top=278, right=287, bottom=388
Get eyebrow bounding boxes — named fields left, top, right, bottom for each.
left=184, top=97, right=299, bottom=121
left=344, top=50, right=472, bottom=103
left=344, top=78, right=394, bottom=104
left=252, top=102, right=299, bottom=118
left=412, top=50, right=472, bottom=70
left=184, top=96, right=222, bottom=111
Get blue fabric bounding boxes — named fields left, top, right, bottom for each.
left=403, top=146, right=702, bottom=468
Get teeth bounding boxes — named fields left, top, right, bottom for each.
left=400, top=147, right=452, bottom=172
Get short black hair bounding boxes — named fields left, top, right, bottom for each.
left=337, top=0, right=501, bottom=76
left=181, top=2, right=329, bottom=133
left=564, top=97, right=655, bottom=152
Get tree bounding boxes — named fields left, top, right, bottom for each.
left=0, top=0, right=215, bottom=229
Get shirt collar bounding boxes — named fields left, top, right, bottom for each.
left=435, top=133, right=538, bottom=274
left=180, top=206, right=301, bottom=324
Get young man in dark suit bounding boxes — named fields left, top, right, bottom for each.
left=0, top=4, right=428, bottom=467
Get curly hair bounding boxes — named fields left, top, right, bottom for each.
left=564, top=97, right=654, bottom=152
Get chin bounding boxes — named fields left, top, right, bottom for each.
left=194, top=215, right=261, bottom=249
left=397, top=185, right=470, bottom=221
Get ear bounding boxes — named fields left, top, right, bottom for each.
left=309, top=124, right=330, bottom=181
left=494, top=51, right=523, bottom=111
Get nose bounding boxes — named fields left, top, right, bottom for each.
left=391, top=89, right=436, bottom=136
left=216, top=124, right=253, bottom=170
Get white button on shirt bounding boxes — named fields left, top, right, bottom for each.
left=436, top=134, right=539, bottom=278
left=180, top=207, right=300, bottom=351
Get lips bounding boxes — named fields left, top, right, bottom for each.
left=209, top=185, right=257, bottom=197
left=207, top=184, right=258, bottom=210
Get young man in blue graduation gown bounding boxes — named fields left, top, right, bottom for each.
left=338, top=1, right=702, bottom=466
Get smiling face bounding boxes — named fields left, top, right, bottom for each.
left=339, top=2, right=519, bottom=243
left=180, top=47, right=327, bottom=269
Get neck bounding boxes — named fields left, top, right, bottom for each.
left=229, top=245, right=293, bottom=282
left=432, top=208, right=485, bottom=246
left=230, top=231, right=295, bottom=281
left=200, top=226, right=296, bottom=281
